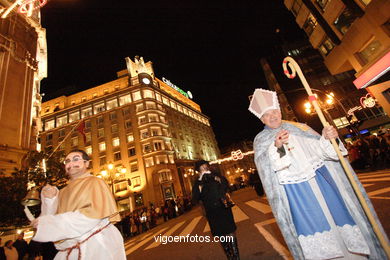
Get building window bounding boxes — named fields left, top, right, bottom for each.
left=145, top=157, right=154, bottom=167
left=111, top=124, right=118, bottom=133
left=106, top=99, right=117, bottom=110
left=303, top=14, right=317, bottom=36
left=136, top=103, right=144, bottom=112
left=85, top=120, right=91, bottom=129
left=138, top=116, right=147, bottom=125
left=71, top=137, right=78, bottom=147
left=143, top=143, right=152, bottom=153
left=159, top=170, right=172, bottom=183
left=97, top=116, right=104, bottom=125
left=119, top=94, right=131, bottom=106
left=156, top=155, right=168, bottom=164
left=69, top=111, right=80, bottom=123
left=100, top=156, right=106, bottom=166
left=154, top=141, right=163, bottom=151
left=56, top=115, right=67, bottom=127
left=112, top=137, right=120, bottom=147
left=143, top=89, right=154, bottom=99
left=99, top=142, right=106, bottom=152
left=123, top=108, right=130, bottom=116
left=146, top=101, right=156, bottom=109
left=358, top=39, right=383, bottom=64
left=86, top=146, right=92, bottom=155
left=127, top=133, right=134, bottom=142
left=168, top=154, right=174, bottom=164
left=109, top=112, right=117, bottom=120
left=115, top=181, right=128, bottom=193
left=132, top=91, right=142, bottom=101
left=160, top=116, right=166, bottom=123
left=315, top=0, right=329, bottom=11
left=85, top=132, right=91, bottom=143
left=291, top=0, right=303, bottom=16
left=125, top=120, right=132, bottom=129
left=98, top=128, right=104, bottom=138
left=46, top=133, right=53, bottom=141
left=155, top=93, right=161, bottom=102
left=148, top=114, right=157, bottom=122
left=81, top=96, right=87, bottom=102
left=134, top=191, right=143, bottom=206
left=151, top=127, right=161, bottom=136
left=334, top=7, right=358, bottom=35
left=130, top=160, right=138, bottom=172
left=81, top=106, right=92, bottom=118
left=170, top=100, right=177, bottom=110
left=114, top=151, right=121, bottom=161
left=128, top=147, right=136, bottom=157
left=94, top=102, right=105, bottom=114
left=318, top=37, right=335, bottom=56
left=162, top=96, right=169, bottom=106
left=58, top=129, right=65, bottom=137
left=140, top=129, right=149, bottom=139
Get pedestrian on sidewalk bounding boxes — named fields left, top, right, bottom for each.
left=192, top=160, right=240, bottom=260
left=249, top=88, right=387, bottom=259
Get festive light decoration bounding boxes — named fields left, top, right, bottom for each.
left=360, top=93, right=376, bottom=108
left=210, top=150, right=254, bottom=164
left=1, top=0, right=47, bottom=19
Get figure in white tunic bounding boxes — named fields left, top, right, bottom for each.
left=31, top=149, right=126, bottom=260
left=249, top=88, right=388, bottom=260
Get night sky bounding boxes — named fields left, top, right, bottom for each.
left=40, top=0, right=305, bottom=150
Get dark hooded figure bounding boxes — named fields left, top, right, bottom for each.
left=192, top=160, right=239, bottom=260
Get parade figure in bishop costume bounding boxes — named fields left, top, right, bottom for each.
left=249, top=88, right=388, bottom=260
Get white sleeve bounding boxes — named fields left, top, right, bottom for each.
left=319, top=136, right=348, bottom=160
left=268, top=144, right=292, bottom=171
left=33, top=211, right=102, bottom=242
left=40, top=186, right=59, bottom=216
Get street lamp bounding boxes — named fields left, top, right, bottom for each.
left=99, top=163, right=127, bottom=196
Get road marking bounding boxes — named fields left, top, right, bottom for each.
left=360, top=177, right=390, bottom=182
left=362, top=184, right=374, bottom=188
left=367, top=187, right=390, bottom=196
left=125, top=227, right=168, bottom=255
left=204, top=222, right=210, bottom=233
left=371, top=196, right=390, bottom=200
left=245, top=200, right=272, bottom=214
left=232, top=205, right=249, bottom=222
left=144, top=221, right=186, bottom=250
left=124, top=231, right=152, bottom=248
left=254, top=220, right=292, bottom=260
left=358, top=172, right=390, bottom=177
left=178, top=216, right=202, bottom=236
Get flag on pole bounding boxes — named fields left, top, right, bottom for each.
left=77, top=121, right=86, bottom=143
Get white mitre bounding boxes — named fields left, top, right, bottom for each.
left=248, top=88, right=280, bottom=119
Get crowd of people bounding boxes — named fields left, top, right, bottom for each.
left=116, top=196, right=193, bottom=239
left=0, top=232, right=56, bottom=260
left=346, top=130, right=389, bottom=171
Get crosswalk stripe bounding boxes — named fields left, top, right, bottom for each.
left=125, top=227, right=168, bottom=255
left=358, top=172, right=390, bottom=177
left=360, top=177, right=390, bottom=182
left=144, top=221, right=186, bottom=250
left=371, top=196, right=390, bottom=200
left=178, top=216, right=202, bottom=236
left=367, top=187, right=390, bottom=196
left=232, top=205, right=249, bottom=222
left=124, top=231, right=153, bottom=248
left=363, top=184, right=374, bottom=187
left=203, top=222, right=210, bottom=233
left=245, top=200, right=272, bottom=214
left=254, top=222, right=292, bottom=260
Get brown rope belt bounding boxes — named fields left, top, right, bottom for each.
left=59, top=222, right=111, bottom=260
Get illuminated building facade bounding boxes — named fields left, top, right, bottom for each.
left=283, top=0, right=390, bottom=115
left=39, top=56, right=220, bottom=211
left=0, top=1, right=47, bottom=173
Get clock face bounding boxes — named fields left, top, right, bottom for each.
left=142, top=78, right=151, bottom=85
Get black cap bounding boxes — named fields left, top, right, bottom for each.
left=194, top=160, right=209, bottom=172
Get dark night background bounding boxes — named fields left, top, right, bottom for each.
left=40, top=0, right=306, bottom=149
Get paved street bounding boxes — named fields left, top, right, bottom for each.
left=125, top=170, right=390, bottom=260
